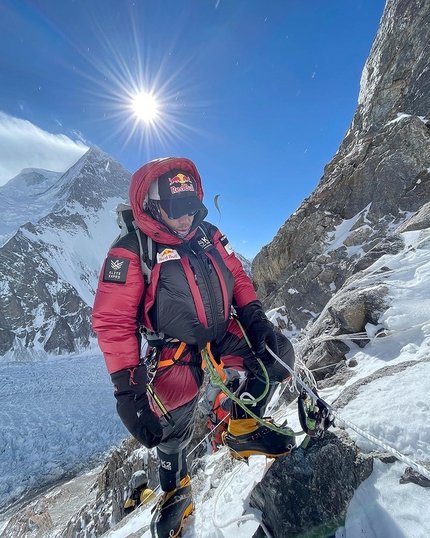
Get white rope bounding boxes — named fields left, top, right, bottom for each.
left=266, top=345, right=430, bottom=481
left=291, top=229, right=430, bottom=355
left=212, top=460, right=247, bottom=528
left=211, top=460, right=274, bottom=537
left=332, top=411, right=430, bottom=481
left=187, top=414, right=230, bottom=459
left=294, top=358, right=318, bottom=391
left=300, top=317, right=430, bottom=349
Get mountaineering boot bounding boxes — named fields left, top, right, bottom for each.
left=222, top=418, right=296, bottom=460
left=124, top=486, right=156, bottom=513
left=124, top=470, right=156, bottom=514
left=150, top=475, right=193, bottom=538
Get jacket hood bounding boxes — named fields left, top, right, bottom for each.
left=129, top=157, right=207, bottom=244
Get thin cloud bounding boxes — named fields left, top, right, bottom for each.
left=0, top=112, right=89, bottom=186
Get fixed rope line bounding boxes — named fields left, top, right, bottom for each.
left=330, top=410, right=430, bottom=481
left=202, top=348, right=305, bottom=437
left=299, top=317, right=430, bottom=349
left=293, top=231, right=430, bottom=354
left=266, top=345, right=430, bottom=481
left=211, top=458, right=275, bottom=538
left=187, top=413, right=231, bottom=459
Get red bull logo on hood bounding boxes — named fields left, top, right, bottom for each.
left=169, top=173, right=195, bottom=195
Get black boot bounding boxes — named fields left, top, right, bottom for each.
left=150, top=475, right=193, bottom=537
left=222, top=418, right=296, bottom=459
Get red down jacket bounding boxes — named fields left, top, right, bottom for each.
left=92, top=157, right=257, bottom=374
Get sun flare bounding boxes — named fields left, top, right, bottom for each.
left=131, top=92, right=158, bottom=123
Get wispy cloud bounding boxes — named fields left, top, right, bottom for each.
left=0, top=112, right=89, bottom=186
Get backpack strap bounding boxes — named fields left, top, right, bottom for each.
left=133, top=224, right=155, bottom=285
left=114, top=204, right=156, bottom=283
left=198, top=222, right=213, bottom=242
left=113, top=203, right=166, bottom=343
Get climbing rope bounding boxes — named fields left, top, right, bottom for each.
left=211, top=458, right=274, bottom=538
left=202, top=347, right=305, bottom=438
left=290, top=228, right=430, bottom=359
left=266, top=345, right=430, bottom=481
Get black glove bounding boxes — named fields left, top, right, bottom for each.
left=249, top=317, right=278, bottom=356
left=111, top=364, right=163, bottom=448
left=236, top=301, right=278, bottom=359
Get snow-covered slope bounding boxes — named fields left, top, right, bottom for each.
left=0, top=168, right=62, bottom=247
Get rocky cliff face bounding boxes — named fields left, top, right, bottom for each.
left=253, top=0, right=430, bottom=338
left=0, top=147, right=130, bottom=361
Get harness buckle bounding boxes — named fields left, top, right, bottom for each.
left=142, top=347, right=160, bottom=384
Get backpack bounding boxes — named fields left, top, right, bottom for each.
left=113, top=203, right=156, bottom=285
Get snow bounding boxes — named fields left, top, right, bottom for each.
left=0, top=168, right=63, bottom=247
left=0, top=355, right=126, bottom=512
left=1, top=229, right=430, bottom=537
left=20, top=197, right=125, bottom=308
left=385, top=113, right=430, bottom=127
left=324, top=204, right=372, bottom=259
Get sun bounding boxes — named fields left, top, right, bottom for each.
left=131, top=91, right=159, bottom=123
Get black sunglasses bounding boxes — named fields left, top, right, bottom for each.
left=167, top=210, right=198, bottom=220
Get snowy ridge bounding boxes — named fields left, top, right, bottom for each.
left=0, top=168, right=63, bottom=247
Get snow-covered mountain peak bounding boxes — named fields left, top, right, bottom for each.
left=48, top=145, right=131, bottom=211
left=0, top=168, right=63, bottom=247
left=0, top=148, right=131, bottom=360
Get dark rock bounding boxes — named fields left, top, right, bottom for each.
left=399, top=465, right=430, bottom=488
left=59, top=437, right=158, bottom=538
left=252, top=0, right=430, bottom=336
left=250, top=431, right=374, bottom=538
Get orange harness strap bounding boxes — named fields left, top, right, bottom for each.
left=158, top=341, right=187, bottom=368
left=203, top=343, right=227, bottom=383
left=156, top=342, right=225, bottom=383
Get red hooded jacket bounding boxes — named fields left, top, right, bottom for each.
left=92, top=157, right=257, bottom=374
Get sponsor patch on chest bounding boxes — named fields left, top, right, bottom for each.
left=197, top=236, right=212, bottom=250
left=157, top=248, right=181, bottom=263
left=103, top=257, right=130, bottom=283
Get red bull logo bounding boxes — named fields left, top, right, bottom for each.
left=157, top=248, right=181, bottom=263
left=169, top=174, right=195, bottom=195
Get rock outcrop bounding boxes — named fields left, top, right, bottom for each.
left=253, top=0, right=430, bottom=338
left=250, top=431, right=374, bottom=538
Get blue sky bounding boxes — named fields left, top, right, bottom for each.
left=0, top=0, right=386, bottom=258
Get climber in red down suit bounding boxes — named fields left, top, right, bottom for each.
left=92, top=157, right=295, bottom=538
